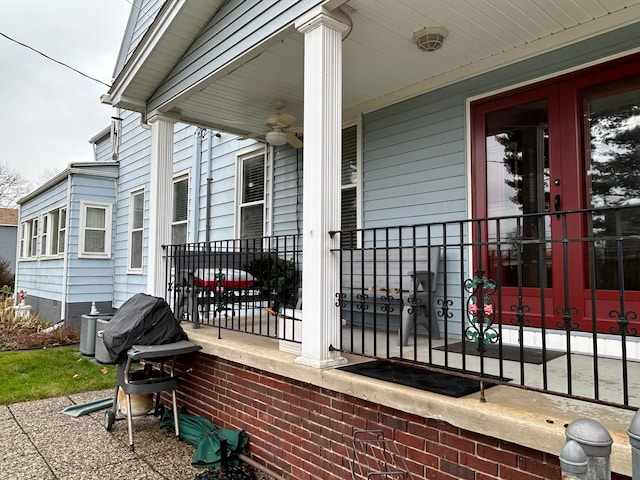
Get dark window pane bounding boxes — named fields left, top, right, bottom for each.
left=173, top=179, right=188, bottom=222
left=133, top=192, right=144, bottom=228
left=241, top=204, right=263, bottom=239
left=172, top=223, right=187, bottom=245
left=85, top=230, right=105, bottom=253
left=130, top=230, right=143, bottom=269
left=242, top=156, right=264, bottom=203
left=342, top=126, right=357, bottom=185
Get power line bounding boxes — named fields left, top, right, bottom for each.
left=0, top=31, right=111, bottom=88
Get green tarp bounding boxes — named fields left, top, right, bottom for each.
left=160, top=412, right=249, bottom=469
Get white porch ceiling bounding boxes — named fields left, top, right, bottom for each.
left=121, top=0, right=640, bottom=137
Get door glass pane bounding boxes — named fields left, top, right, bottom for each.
left=586, top=86, right=640, bottom=290
left=485, top=101, right=551, bottom=288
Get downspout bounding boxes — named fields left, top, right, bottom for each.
left=205, top=131, right=215, bottom=243
left=60, top=173, right=72, bottom=320
left=140, top=111, right=151, bottom=130
left=191, top=129, right=203, bottom=243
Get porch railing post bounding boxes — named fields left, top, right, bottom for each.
left=560, top=440, right=588, bottom=480
left=628, top=410, right=640, bottom=480
left=565, top=419, right=613, bottom=480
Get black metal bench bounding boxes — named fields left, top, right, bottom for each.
left=339, top=246, right=441, bottom=344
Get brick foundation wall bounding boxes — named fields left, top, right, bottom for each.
left=172, top=353, right=630, bottom=480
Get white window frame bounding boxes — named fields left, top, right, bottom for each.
left=57, top=207, right=67, bottom=255
left=19, top=222, right=27, bottom=259
left=41, top=206, right=67, bottom=257
left=128, top=189, right=145, bottom=273
left=79, top=201, right=112, bottom=259
left=19, top=217, right=38, bottom=259
left=341, top=124, right=361, bottom=248
left=40, top=214, right=48, bottom=256
left=236, top=149, right=267, bottom=239
left=171, top=174, right=189, bottom=245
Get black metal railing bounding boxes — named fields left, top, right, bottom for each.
left=163, top=235, right=302, bottom=342
left=161, top=206, right=640, bottom=408
left=333, top=205, right=640, bottom=409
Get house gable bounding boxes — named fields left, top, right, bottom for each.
left=147, top=0, right=325, bottom=113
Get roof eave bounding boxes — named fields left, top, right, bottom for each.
left=108, top=0, right=221, bottom=113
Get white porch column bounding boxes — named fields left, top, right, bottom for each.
left=147, top=113, right=177, bottom=297
left=295, top=10, right=349, bottom=368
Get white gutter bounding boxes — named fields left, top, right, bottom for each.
left=18, top=164, right=119, bottom=204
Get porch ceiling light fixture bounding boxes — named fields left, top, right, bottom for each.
left=413, top=27, right=448, bottom=52
left=265, top=128, right=288, bottom=146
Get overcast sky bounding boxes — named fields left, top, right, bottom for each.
left=0, top=1, right=132, bottom=187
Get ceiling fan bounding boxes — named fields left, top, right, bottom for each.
left=246, top=100, right=303, bottom=148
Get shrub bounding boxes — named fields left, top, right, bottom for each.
left=0, top=257, right=14, bottom=291
left=242, top=255, right=298, bottom=308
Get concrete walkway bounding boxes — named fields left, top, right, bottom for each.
left=0, top=389, right=202, bottom=480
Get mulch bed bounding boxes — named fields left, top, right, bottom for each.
left=0, top=325, right=80, bottom=351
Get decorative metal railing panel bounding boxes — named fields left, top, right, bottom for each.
left=332, top=205, right=640, bottom=409
left=163, top=235, right=302, bottom=342
left=162, top=205, right=640, bottom=408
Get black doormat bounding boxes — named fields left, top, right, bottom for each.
left=337, top=360, right=505, bottom=398
left=434, top=341, right=565, bottom=365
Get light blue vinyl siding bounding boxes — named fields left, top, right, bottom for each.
left=116, top=0, right=165, bottom=75
left=361, top=21, right=640, bottom=233
left=93, top=133, right=113, bottom=162
left=206, top=137, right=263, bottom=241
left=112, top=111, right=152, bottom=305
left=357, top=23, right=640, bottom=337
left=65, top=173, right=117, bottom=307
left=272, top=146, right=302, bottom=237
left=16, top=166, right=117, bottom=321
left=148, top=0, right=323, bottom=111
left=111, top=111, right=204, bottom=307
left=363, top=99, right=466, bottom=229
left=17, top=180, right=69, bottom=303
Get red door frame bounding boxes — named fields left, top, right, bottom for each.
left=470, top=53, right=640, bottom=332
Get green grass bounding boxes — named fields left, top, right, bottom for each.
left=0, top=346, right=116, bottom=405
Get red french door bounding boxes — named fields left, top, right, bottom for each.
left=471, top=54, right=640, bottom=333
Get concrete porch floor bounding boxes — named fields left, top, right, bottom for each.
left=338, top=325, right=640, bottom=409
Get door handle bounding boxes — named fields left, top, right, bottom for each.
left=554, top=194, right=561, bottom=219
